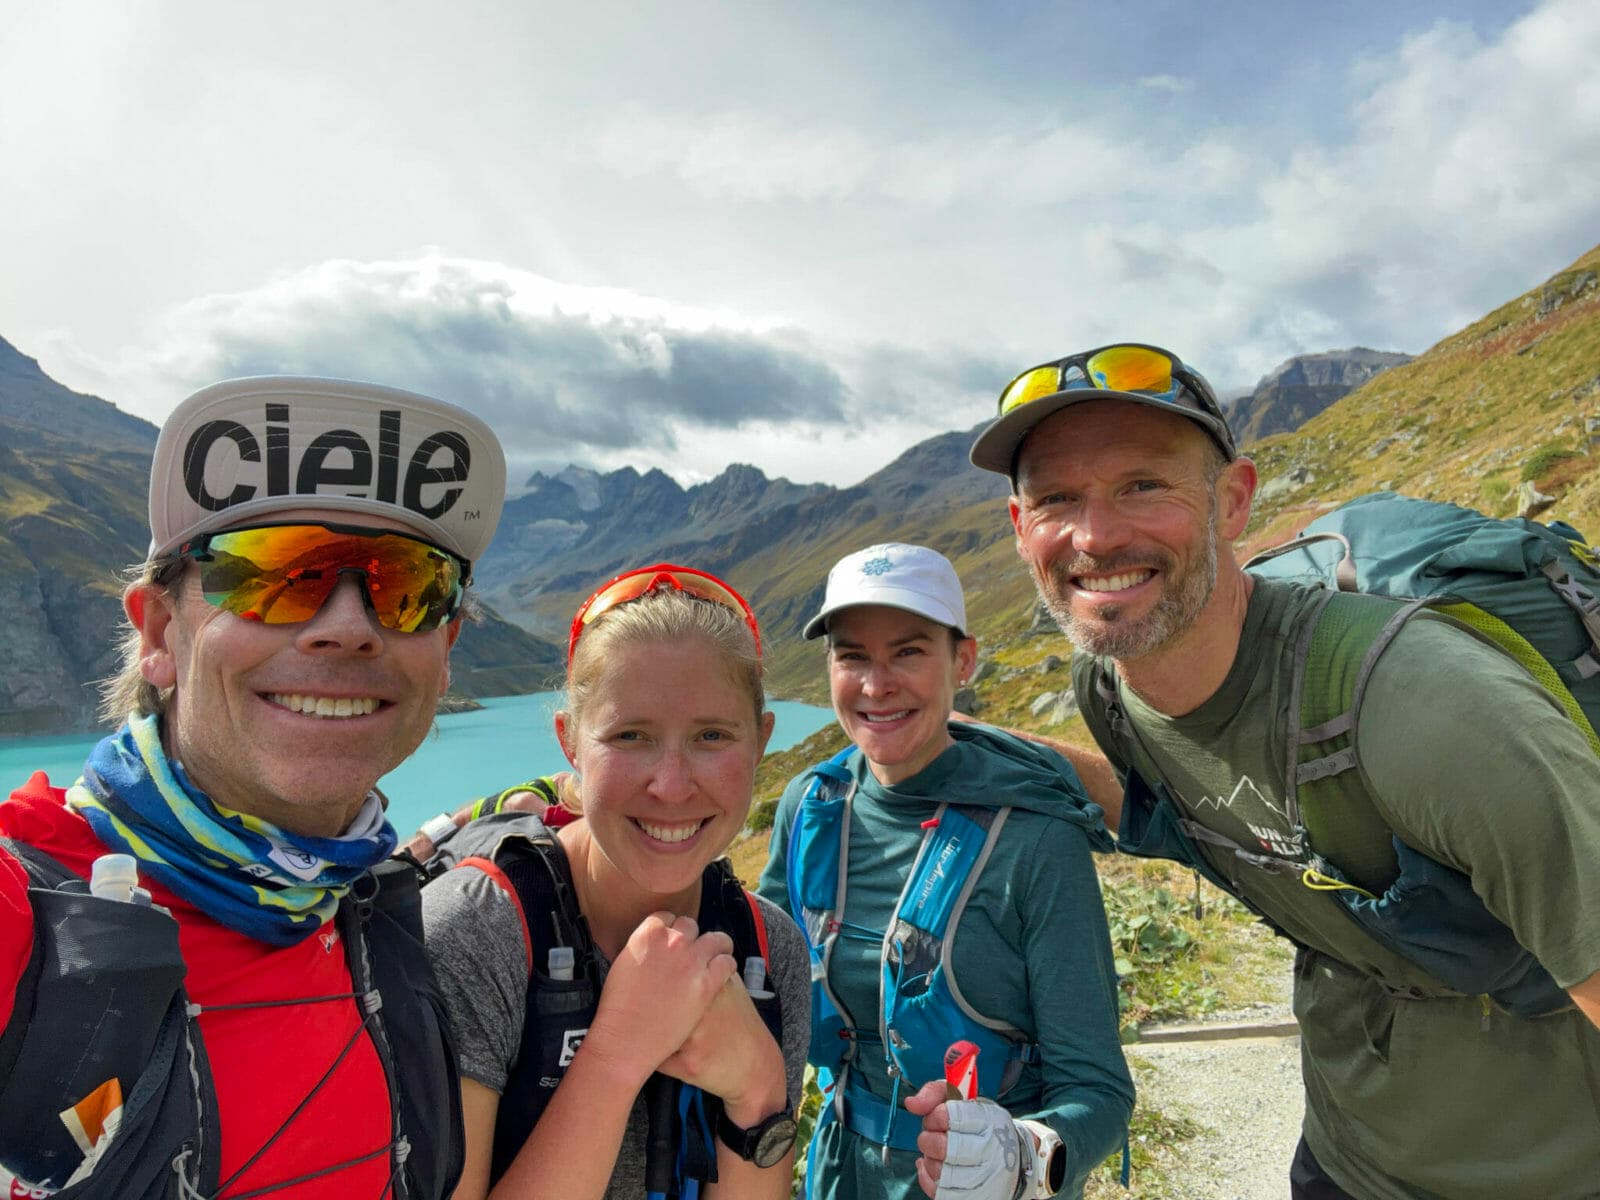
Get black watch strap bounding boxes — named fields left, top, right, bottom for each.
left=716, top=1107, right=798, bottom=1168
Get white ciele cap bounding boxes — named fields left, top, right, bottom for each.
left=803, top=543, right=968, bottom=640
left=148, top=376, right=507, bottom=567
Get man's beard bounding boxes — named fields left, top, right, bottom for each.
left=1037, top=512, right=1219, bottom=661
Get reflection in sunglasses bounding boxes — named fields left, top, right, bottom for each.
left=183, top=522, right=466, bottom=633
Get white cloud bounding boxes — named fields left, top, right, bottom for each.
left=95, top=251, right=846, bottom=450
left=6, top=0, right=1598, bottom=486
left=591, top=109, right=1199, bottom=208
left=73, top=249, right=1009, bottom=487
left=1177, top=0, right=1600, bottom=380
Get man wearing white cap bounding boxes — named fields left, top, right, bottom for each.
left=0, top=377, right=506, bottom=1199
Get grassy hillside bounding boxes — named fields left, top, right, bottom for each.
left=1242, top=242, right=1600, bottom=547
left=732, top=244, right=1600, bottom=1195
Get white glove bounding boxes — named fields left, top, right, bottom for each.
left=933, top=1099, right=1023, bottom=1200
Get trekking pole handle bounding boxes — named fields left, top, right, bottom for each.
left=943, top=1040, right=979, bottom=1101
left=643, top=1072, right=676, bottom=1195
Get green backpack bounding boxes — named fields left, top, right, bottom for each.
left=1228, top=490, right=1600, bottom=1014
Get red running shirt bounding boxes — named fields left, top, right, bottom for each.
left=1, top=776, right=398, bottom=1199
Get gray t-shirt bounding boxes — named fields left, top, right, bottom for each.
left=424, top=859, right=810, bottom=1199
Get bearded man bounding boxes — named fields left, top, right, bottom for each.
left=953, top=342, right=1600, bottom=1200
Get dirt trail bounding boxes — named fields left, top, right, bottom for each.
left=1132, top=1030, right=1304, bottom=1199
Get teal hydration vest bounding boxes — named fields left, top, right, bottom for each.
left=782, top=748, right=1039, bottom=1170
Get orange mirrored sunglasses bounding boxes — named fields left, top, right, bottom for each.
left=178, top=521, right=467, bottom=633
left=997, top=342, right=1235, bottom=458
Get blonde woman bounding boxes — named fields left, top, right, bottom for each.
left=424, top=565, right=809, bottom=1200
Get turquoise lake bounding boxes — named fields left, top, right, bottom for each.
left=0, top=692, right=837, bottom=838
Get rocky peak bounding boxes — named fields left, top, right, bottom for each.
left=1256, top=347, right=1413, bottom=391
left=1229, top=348, right=1413, bottom=445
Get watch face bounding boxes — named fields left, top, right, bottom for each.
left=752, top=1114, right=798, bottom=1168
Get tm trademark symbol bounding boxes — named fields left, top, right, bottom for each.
left=463, top=510, right=481, bottom=520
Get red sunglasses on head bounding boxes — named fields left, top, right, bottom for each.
left=567, top=563, right=761, bottom=664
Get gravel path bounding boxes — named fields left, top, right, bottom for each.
left=1123, top=952, right=1302, bottom=1200
left=1132, top=1029, right=1304, bottom=1199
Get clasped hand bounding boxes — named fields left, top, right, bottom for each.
left=587, top=912, right=783, bottom=1118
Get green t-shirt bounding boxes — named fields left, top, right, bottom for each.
left=758, top=729, right=1134, bottom=1200
left=1077, top=577, right=1600, bottom=1199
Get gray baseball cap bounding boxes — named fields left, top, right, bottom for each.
left=970, top=343, right=1235, bottom=477
left=148, top=376, right=506, bottom=565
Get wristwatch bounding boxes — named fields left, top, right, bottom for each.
left=716, top=1108, right=798, bottom=1168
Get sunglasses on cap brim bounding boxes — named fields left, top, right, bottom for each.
left=175, top=520, right=468, bottom=633
left=996, top=342, right=1235, bottom=458
left=568, top=563, right=761, bottom=665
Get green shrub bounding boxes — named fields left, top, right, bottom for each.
left=790, top=1071, right=825, bottom=1197
left=1103, top=878, right=1240, bottom=1025
left=1522, top=443, right=1580, bottom=481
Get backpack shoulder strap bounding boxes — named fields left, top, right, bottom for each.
left=0, top=838, right=63, bottom=1086
left=456, top=853, right=534, bottom=972
left=700, top=861, right=767, bottom=970
left=702, top=857, right=756, bottom=944
left=1073, top=654, right=1184, bottom=837
left=801, top=745, right=857, bottom=812
left=934, top=804, right=1028, bottom=1040
left=784, top=745, right=858, bottom=939
left=479, top=828, right=608, bottom=1186
left=1290, top=590, right=1422, bottom=892
left=1072, top=654, right=1128, bottom=763
left=480, top=823, right=596, bottom=984
left=0, top=836, right=80, bottom=890
left=700, top=858, right=784, bottom=1037
left=1074, top=654, right=1172, bottom=809
left=743, top=886, right=771, bottom=966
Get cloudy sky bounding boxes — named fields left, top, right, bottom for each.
left=4, top=0, right=1598, bottom=488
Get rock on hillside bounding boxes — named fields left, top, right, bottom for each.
left=0, top=471, right=156, bottom=734
left=1241, top=241, right=1600, bottom=544
left=1229, top=348, right=1412, bottom=445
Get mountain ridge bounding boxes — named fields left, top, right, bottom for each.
left=0, top=349, right=563, bottom=733
left=0, top=335, right=158, bottom=451
left=5, top=239, right=1599, bottom=734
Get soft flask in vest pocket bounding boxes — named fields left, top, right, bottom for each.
left=882, top=808, right=1029, bottom=1099
left=0, top=860, right=220, bottom=1200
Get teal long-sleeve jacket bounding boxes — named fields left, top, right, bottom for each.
left=757, top=723, right=1134, bottom=1200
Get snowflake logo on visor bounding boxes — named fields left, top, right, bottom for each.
left=860, top=556, right=894, bottom=577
